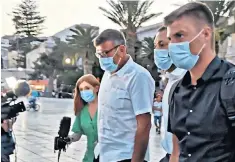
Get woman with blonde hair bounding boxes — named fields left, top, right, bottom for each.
left=67, top=74, right=100, bottom=162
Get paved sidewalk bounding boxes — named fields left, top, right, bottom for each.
left=10, top=98, right=165, bottom=162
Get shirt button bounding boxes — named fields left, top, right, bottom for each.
left=189, top=110, right=193, bottom=113
left=193, top=87, right=196, bottom=90
left=188, top=154, right=191, bottom=157
left=188, top=132, right=191, bottom=135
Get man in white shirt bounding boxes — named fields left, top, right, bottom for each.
left=154, top=26, right=186, bottom=162
left=93, top=29, right=155, bottom=162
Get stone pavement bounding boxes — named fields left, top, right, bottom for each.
left=10, top=98, right=165, bottom=162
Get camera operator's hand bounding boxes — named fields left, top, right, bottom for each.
left=1, top=118, right=17, bottom=132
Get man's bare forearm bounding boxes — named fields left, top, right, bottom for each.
left=172, top=134, right=179, bottom=156
left=170, top=134, right=180, bottom=162
left=132, top=114, right=151, bottom=162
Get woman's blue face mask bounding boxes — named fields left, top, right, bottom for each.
left=80, top=90, right=95, bottom=103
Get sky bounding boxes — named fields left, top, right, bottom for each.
left=1, top=0, right=187, bottom=37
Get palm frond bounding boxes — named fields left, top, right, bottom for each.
left=141, top=37, right=155, bottom=57
left=99, top=0, right=160, bottom=29
left=135, top=13, right=162, bottom=28
left=66, top=25, right=98, bottom=60
left=132, top=1, right=149, bottom=23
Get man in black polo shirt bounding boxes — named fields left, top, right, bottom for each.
left=163, top=2, right=235, bottom=162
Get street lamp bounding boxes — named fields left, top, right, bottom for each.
left=18, top=67, right=23, bottom=71
left=65, top=58, right=71, bottom=64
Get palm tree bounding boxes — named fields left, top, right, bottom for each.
left=216, top=7, right=235, bottom=42
left=196, top=1, right=235, bottom=55
left=139, top=37, right=160, bottom=82
left=66, top=24, right=99, bottom=74
left=99, top=0, right=162, bottom=60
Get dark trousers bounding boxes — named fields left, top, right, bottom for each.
left=1, top=154, right=10, bottom=162
left=159, top=153, right=171, bottom=162
left=93, top=156, right=147, bottom=162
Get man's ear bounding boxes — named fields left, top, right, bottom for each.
left=94, top=86, right=100, bottom=93
left=119, top=45, right=126, bottom=55
left=204, top=26, right=212, bottom=42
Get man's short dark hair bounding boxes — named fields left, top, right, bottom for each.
left=94, top=29, right=126, bottom=47
left=157, top=26, right=167, bottom=32
left=164, top=2, right=214, bottom=29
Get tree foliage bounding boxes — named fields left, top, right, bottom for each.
left=12, top=0, right=45, bottom=36
left=99, top=0, right=162, bottom=59
left=199, top=0, right=235, bottom=43
left=139, top=37, right=160, bottom=81
left=199, top=0, right=235, bottom=26
left=59, top=70, right=84, bottom=86
left=99, top=0, right=161, bottom=29
left=11, top=0, right=45, bottom=68
left=66, top=24, right=99, bottom=74
left=141, top=37, right=155, bottom=58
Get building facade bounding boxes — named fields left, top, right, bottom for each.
left=26, top=37, right=55, bottom=69
left=1, top=38, right=11, bottom=69
left=26, top=24, right=99, bottom=70
left=136, top=23, right=162, bottom=41
left=225, top=14, right=235, bottom=64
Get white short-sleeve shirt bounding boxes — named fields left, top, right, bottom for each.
left=97, top=56, right=155, bottom=162
left=161, top=68, right=186, bottom=154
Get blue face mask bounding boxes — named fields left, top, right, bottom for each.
left=80, top=90, right=95, bottom=103
left=154, top=49, right=172, bottom=70
left=99, top=48, right=120, bottom=72
left=168, top=30, right=205, bottom=70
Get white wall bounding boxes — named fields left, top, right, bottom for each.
left=1, top=68, right=34, bottom=80
left=26, top=37, right=55, bottom=69
left=26, top=42, right=47, bottom=69
left=7, top=51, right=18, bottom=68
left=226, top=34, right=235, bottom=64
left=137, top=29, right=157, bottom=41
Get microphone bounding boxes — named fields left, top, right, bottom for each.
left=13, top=80, right=31, bottom=97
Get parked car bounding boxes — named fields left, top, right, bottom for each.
left=57, top=91, right=73, bottom=98
left=56, top=84, right=74, bottom=99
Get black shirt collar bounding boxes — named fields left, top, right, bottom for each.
left=182, top=56, right=221, bottom=86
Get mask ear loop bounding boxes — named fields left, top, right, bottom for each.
left=189, top=29, right=206, bottom=55
left=198, top=43, right=206, bottom=55
left=113, top=47, right=122, bottom=65
left=190, top=29, right=204, bottom=43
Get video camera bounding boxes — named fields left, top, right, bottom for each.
left=1, top=80, right=30, bottom=122
left=1, top=79, right=31, bottom=161
left=1, top=98, right=26, bottom=121
left=54, top=117, right=71, bottom=162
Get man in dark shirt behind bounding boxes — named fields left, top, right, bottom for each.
left=163, top=2, right=235, bottom=162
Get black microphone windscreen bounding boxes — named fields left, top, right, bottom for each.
left=58, top=117, right=71, bottom=137
left=14, top=81, right=31, bottom=97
